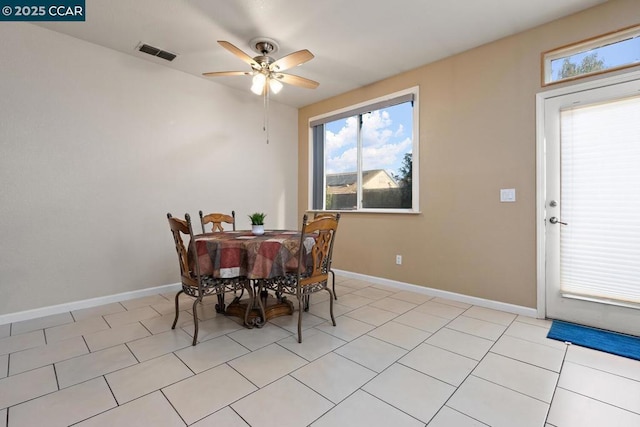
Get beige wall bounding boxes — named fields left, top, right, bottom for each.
left=298, top=0, right=640, bottom=308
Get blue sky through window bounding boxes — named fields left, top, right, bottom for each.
left=324, top=102, right=413, bottom=178
left=550, top=36, right=640, bottom=81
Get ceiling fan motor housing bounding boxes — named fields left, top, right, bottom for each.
left=250, top=37, right=279, bottom=55
left=254, top=55, right=275, bottom=70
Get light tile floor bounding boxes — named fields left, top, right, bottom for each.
left=1, top=276, right=639, bottom=426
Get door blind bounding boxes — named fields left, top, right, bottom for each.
left=560, top=95, right=640, bottom=305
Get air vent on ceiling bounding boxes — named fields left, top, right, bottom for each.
left=137, top=43, right=177, bottom=62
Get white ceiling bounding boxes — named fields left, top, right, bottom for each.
left=36, top=0, right=606, bottom=108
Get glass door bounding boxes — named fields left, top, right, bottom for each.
left=544, top=78, right=640, bottom=335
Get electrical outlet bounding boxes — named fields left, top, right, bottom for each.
left=396, top=255, right=402, bottom=265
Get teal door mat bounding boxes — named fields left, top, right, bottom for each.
left=547, top=320, right=640, bottom=361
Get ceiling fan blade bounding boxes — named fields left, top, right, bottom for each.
left=270, top=49, right=314, bottom=72
left=275, top=73, right=319, bottom=89
left=202, top=71, right=251, bottom=77
left=217, top=40, right=259, bottom=69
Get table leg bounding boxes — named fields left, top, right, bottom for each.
left=225, top=283, right=265, bottom=328
left=225, top=279, right=294, bottom=327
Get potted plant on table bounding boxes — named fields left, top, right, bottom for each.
left=248, top=212, right=266, bottom=235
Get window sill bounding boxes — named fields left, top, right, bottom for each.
left=309, top=209, right=421, bottom=215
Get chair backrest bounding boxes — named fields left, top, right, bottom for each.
left=199, top=210, right=236, bottom=233
left=297, top=213, right=340, bottom=288
left=167, top=213, right=200, bottom=287
left=312, top=213, right=339, bottom=267
left=313, top=212, right=336, bottom=219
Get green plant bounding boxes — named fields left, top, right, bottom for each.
left=248, top=212, right=266, bottom=225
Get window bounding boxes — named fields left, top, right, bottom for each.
left=309, top=88, right=418, bottom=212
left=543, top=24, right=640, bottom=85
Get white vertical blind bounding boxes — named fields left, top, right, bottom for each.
left=560, top=95, right=640, bottom=304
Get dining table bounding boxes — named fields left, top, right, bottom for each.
left=192, top=229, right=315, bottom=327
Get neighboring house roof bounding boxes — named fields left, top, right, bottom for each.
left=326, top=169, right=398, bottom=194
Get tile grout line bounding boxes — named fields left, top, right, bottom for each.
left=158, top=388, right=188, bottom=426
left=553, top=384, right=640, bottom=417
left=561, top=357, right=640, bottom=382
left=544, top=343, right=569, bottom=425
left=359, top=388, right=427, bottom=425
left=3, top=283, right=638, bottom=426
left=330, top=312, right=457, bottom=424
left=431, top=313, right=519, bottom=423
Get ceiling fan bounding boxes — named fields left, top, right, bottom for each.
left=203, top=38, right=318, bottom=143
left=202, top=38, right=319, bottom=95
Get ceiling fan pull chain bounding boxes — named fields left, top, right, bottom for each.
left=264, top=84, right=270, bottom=144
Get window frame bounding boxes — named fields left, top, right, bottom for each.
left=542, top=24, right=640, bottom=86
left=308, top=86, right=420, bottom=214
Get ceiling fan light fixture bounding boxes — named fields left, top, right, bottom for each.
left=269, top=78, right=283, bottom=94
left=250, top=82, right=264, bottom=95
left=251, top=73, right=266, bottom=94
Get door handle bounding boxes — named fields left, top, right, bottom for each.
left=549, top=217, right=568, bottom=225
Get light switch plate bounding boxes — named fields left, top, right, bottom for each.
left=500, top=188, right=516, bottom=202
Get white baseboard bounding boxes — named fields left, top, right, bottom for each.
left=334, top=269, right=539, bottom=318
left=1, top=271, right=539, bottom=326
left=0, top=283, right=181, bottom=326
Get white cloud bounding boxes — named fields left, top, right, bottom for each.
left=363, top=137, right=412, bottom=171
left=325, top=110, right=411, bottom=174
left=326, top=146, right=358, bottom=174
left=394, top=124, right=404, bottom=138
left=362, top=110, right=393, bottom=149
left=325, top=116, right=357, bottom=174
left=326, top=116, right=357, bottom=154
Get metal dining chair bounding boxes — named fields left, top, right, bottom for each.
left=167, top=212, right=251, bottom=345
left=313, top=212, right=339, bottom=300
left=263, top=213, right=341, bottom=342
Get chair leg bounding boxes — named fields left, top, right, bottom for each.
left=237, top=287, right=245, bottom=300
left=330, top=269, right=337, bottom=300
left=327, top=288, right=336, bottom=326
left=297, top=295, right=304, bottom=343
left=191, top=297, right=201, bottom=346
left=171, top=290, right=184, bottom=329
left=215, top=292, right=225, bottom=313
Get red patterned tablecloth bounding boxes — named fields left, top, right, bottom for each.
left=193, top=230, right=315, bottom=279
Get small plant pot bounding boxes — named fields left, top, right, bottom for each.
left=251, top=224, right=265, bottom=235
